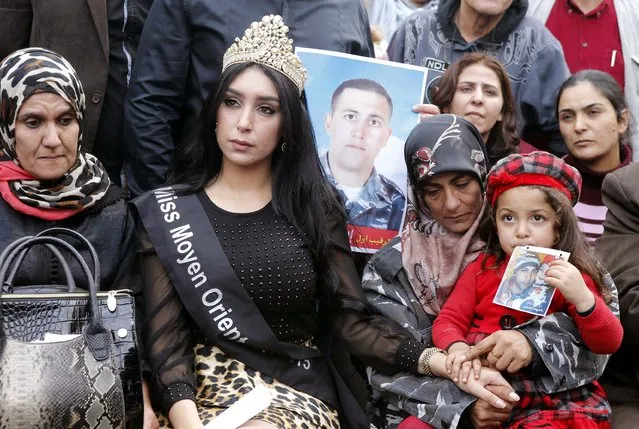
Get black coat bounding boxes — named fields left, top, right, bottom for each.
left=0, top=186, right=137, bottom=293
left=124, top=0, right=375, bottom=196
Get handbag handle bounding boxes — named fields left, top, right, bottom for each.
left=0, top=236, right=111, bottom=361
left=36, top=228, right=100, bottom=287
left=9, top=243, right=78, bottom=292
left=4, top=228, right=101, bottom=293
left=1, top=237, right=78, bottom=293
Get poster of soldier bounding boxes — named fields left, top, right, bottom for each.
left=493, top=245, right=570, bottom=317
left=296, top=47, right=428, bottom=253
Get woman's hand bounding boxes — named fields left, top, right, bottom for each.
left=446, top=343, right=481, bottom=383
left=142, top=380, right=160, bottom=429
left=463, top=330, right=533, bottom=373
left=430, top=350, right=519, bottom=411
left=454, top=366, right=520, bottom=412
left=469, top=385, right=518, bottom=428
left=412, top=104, right=441, bottom=121
left=545, top=259, right=595, bottom=312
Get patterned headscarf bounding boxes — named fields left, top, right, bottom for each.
left=0, top=48, right=110, bottom=220
left=401, top=114, right=489, bottom=315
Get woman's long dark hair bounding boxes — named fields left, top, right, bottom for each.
left=432, top=53, right=519, bottom=168
left=168, top=62, right=345, bottom=297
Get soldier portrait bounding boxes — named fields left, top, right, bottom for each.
left=321, top=78, right=405, bottom=231
left=495, top=255, right=540, bottom=307
left=494, top=246, right=566, bottom=316
left=295, top=48, right=428, bottom=252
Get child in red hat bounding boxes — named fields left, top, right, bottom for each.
left=402, top=152, right=623, bottom=429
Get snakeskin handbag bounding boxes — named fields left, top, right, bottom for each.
left=0, top=230, right=139, bottom=427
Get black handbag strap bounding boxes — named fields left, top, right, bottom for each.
left=5, top=228, right=101, bottom=293
left=2, top=239, right=78, bottom=293
left=36, top=228, right=100, bottom=287
left=8, top=242, right=78, bottom=292
left=0, top=236, right=110, bottom=361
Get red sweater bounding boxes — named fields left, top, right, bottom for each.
left=433, top=255, right=623, bottom=355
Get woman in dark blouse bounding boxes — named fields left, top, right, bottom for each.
left=133, top=15, right=513, bottom=429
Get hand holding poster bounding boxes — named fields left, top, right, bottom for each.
left=493, top=245, right=570, bottom=316
left=295, top=48, right=428, bottom=253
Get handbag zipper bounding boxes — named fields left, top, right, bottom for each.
left=1, top=289, right=133, bottom=313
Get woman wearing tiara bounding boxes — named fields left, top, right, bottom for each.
left=132, top=15, right=516, bottom=429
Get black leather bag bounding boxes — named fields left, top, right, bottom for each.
left=0, top=229, right=142, bottom=426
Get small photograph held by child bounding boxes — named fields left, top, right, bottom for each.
left=493, top=246, right=569, bottom=316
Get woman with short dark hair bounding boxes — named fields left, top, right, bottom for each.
left=413, top=53, right=535, bottom=169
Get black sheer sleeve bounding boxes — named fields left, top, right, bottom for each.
left=325, top=211, right=427, bottom=374
left=138, top=227, right=196, bottom=414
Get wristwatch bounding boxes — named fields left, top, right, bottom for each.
left=417, top=347, right=446, bottom=376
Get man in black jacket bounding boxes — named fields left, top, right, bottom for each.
left=124, top=0, right=375, bottom=197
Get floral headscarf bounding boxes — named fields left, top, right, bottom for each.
left=401, top=114, right=489, bottom=315
left=0, top=48, right=110, bottom=220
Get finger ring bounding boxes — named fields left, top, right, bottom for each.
left=490, top=350, right=503, bottom=359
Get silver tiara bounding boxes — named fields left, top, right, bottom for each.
left=222, top=15, right=308, bottom=94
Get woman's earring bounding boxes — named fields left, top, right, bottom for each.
left=281, top=141, right=287, bottom=152
left=215, top=123, right=218, bottom=132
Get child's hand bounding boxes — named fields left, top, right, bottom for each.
left=545, top=259, right=595, bottom=312
left=458, top=350, right=483, bottom=383
left=446, top=343, right=469, bottom=381
left=446, top=343, right=481, bottom=382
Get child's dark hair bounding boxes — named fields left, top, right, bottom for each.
left=480, top=185, right=610, bottom=301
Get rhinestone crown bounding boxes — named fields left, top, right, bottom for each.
left=222, top=15, right=308, bottom=94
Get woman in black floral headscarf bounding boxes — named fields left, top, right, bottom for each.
left=363, top=114, right=619, bottom=429
left=0, top=48, right=111, bottom=217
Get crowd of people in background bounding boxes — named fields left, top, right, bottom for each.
left=0, top=0, right=638, bottom=428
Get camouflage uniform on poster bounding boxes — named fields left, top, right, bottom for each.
left=363, top=237, right=619, bottom=429
left=321, top=155, right=405, bottom=230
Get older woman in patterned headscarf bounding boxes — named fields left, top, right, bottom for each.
left=0, top=47, right=131, bottom=286
left=363, top=114, right=618, bottom=429
left=0, top=48, right=156, bottom=427
left=0, top=47, right=111, bottom=217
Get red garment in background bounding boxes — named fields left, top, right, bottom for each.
left=398, top=416, right=434, bottom=429
left=546, top=0, right=624, bottom=89
left=519, top=140, right=540, bottom=155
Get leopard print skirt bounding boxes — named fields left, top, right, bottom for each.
left=157, top=344, right=341, bottom=429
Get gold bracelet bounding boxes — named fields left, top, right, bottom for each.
left=417, top=347, right=446, bottom=376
